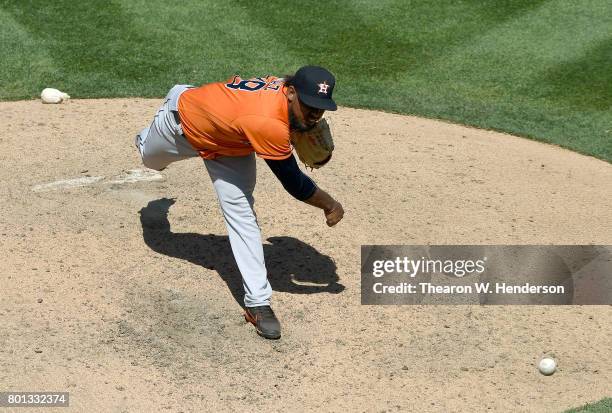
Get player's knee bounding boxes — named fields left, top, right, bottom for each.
left=141, top=154, right=167, bottom=171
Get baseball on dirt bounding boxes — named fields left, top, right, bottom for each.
left=538, top=357, right=557, bottom=376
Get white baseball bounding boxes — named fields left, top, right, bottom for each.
left=538, top=357, right=557, bottom=376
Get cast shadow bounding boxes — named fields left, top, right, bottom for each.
left=139, top=198, right=345, bottom=307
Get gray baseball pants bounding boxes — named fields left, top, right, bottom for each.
left=135, top=84, right=272, bottom=307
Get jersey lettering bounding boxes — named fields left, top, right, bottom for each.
left=225, top=76, right=282, bottom=93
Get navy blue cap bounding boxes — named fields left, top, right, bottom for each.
left=291, top=66, right=337, bottom=111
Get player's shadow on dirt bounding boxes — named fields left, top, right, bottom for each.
left=139, top=198, right=344, bottom=306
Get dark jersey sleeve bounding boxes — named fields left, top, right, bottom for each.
left=265, top=154, right=317, bottom=201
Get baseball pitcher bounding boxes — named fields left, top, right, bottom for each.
left=135, top=66, right=343, bottom=339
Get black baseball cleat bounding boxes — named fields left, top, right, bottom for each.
left=244, top=306, right=281, bottom=339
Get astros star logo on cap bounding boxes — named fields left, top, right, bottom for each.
left=318, top=81, right=330, bottom=95
left=291, top=66, right=337, bottom=111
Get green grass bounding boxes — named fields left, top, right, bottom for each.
left=1, top=0, right=611, bottom=161
left=563, top=398, right=612, bottom=413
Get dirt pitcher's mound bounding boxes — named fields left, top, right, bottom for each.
left=1, top=99, right=611, bottom=412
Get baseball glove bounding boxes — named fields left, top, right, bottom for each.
left=290, top=118, right=334, bottom=170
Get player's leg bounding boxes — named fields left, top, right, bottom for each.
left=203, top=154, right=273, bottom=307
left=135, top=84, right=198, bottom=171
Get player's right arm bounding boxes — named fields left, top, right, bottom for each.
left=237, top=115, right=344, bottom=227
left=265, top=155, right=344, bottom=227
left=302, top=187, right=344, bottom=227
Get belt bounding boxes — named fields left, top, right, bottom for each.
left=172, top=110, right=186, bottom=137
left=172, top=110, right=181, bottom=126
left=170, top=110, right=188, bottom=140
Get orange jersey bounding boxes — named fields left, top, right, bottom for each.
left=177, top=76, right=291, bottom=160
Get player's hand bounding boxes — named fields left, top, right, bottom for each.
left=324, top=202, right=344, bottom=227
